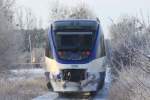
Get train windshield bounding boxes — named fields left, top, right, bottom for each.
left=54, top=31, right=95, bottom=60
left=56, top=32, right=93, bottom=51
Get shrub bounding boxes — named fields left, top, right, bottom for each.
left=109, top=16, right=150, bottom=100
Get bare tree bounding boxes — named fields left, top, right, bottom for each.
left=15, top=7, right=24, bottom=30
left=109, top=16, right=150, bottom=100
left=0, top=0, right=21, bottom=69
left=109, top=16, right=150, bottom=69
left=69, top=4, right=95, bottom=19
left=49, top=1, right=95, bottom=21
left=15, top=7, right=45, bottom=64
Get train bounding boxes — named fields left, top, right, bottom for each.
left=44, top=19, right=107, bottom=96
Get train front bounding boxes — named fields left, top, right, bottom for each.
left=45, top=19, right=107, bottom=94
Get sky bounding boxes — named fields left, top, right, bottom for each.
left=16, top=0, right=150, bottom=36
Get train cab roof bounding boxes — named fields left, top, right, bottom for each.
left=51, top=19, right=100, bottom=31
left=53, top=19, right=100, bottom=22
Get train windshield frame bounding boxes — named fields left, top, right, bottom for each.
left=52, top=20, right=98, bottom=60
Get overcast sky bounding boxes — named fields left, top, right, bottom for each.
left=16, top=0, right=150, bottom=36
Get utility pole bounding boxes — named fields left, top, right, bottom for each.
left=82, top=0, right=85, bottom=7
left=29, top=33, right=32, bottom=64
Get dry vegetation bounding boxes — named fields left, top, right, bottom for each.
left=109, top=16, right=150, bottom=100
left=0, top=76, right=47, bottom=100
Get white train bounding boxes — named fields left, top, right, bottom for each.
left=45, top=19, right=107, bottom=96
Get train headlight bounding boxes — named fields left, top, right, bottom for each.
left=87, top=72, right=96, bottom=80
left=51, top=71, right=62, bottom=81
left=82, top=51, right=91, bottom=56
left=56, top=73, right=62, bottom=80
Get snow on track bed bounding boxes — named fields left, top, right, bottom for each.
left=33, top=68, right=111, bottom=100
left=32, top=82, right=109, bottom=100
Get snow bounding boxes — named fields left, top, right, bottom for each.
left=33, top=68, right=111, bottom=100
left=10, top=68, right=45, bottom=74
left=32, top=82, right=110, bottom=100
left=9, top=67, right=111, bottom=99
left=9, top=68, right=45, bottom=81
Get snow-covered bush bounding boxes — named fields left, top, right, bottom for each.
left=110, top=16, right=150, bottom=75
left=109, top=16, right=150, bottom=100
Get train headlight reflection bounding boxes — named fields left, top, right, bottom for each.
left=87, top=72, right=96, bottom=80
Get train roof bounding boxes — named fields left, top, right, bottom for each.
left=51, top=19, right=100, bottom=24
left=51, top=19, right=100, bottom=30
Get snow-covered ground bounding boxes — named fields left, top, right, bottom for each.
left=32, top=83, right=110, bottom=100
left=0, top=68, right=47, bottom=100
left=10, top=68, right=45, bottom=75
left=8, top=67, right=111, bottom=100
left=9, top=68, right=45, bottom=81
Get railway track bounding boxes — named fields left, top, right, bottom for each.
left=33, top=68, right=111, bottom=100
left=33, top=82, right=109, bottom=100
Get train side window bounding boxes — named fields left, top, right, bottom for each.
left=45, top=36, right=53, bottom=58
